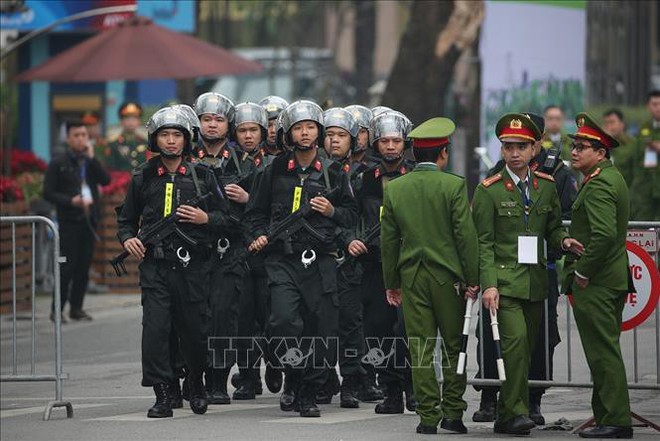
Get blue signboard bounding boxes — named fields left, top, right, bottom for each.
left=1, top=0, right=195, bottom=32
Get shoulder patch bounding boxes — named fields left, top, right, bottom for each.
left=533, top=170, right=555, bottom=182
left=482, top=173, right=502, bottom=188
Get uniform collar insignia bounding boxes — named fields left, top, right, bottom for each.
left=222, top=149, right=230, bottom=159
left=287, top=159, right=295, bottom=171
left=533, top=178, right=539, bottom=190
left=197, top=149, right=205, bottom=159
left=157, top=166, right=165, bottom=176
left=400, top=166, right=407, bottom=175
left=505, top=180, right=514, bottom=192
left=178, top=165, right=187, bottom=175
left=343, top=163, right=350, bottom=173
left=314, top=160, right=322, bottom=172
left=374, top=167, right=381, bottom=179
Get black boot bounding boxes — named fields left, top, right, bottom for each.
left=188, top=374, right=208, bottom=415
left=358, top=372, right=384, bottom=402
left=529, top=392, right=545, bottom=426
left=299, top=384, right=321, bottom=417
left=265, top=365, right=283, bottom=393
left=169, top=380, right=183, bottom=409
left=279, top=376, right=298, bottom=412
left=472, top=389, right=497, bottom=422
left=339, top=375, right=360, bottom=409
left=147, top=383, right=173, bottom=418
left=233, top=369, right=257, bottom=400
left=375, top=383, right=404, bottom=414
left=316, top=369, right=340, bottom=404
left=207, top=369, right=231, bottom=405
left=231, top=372, right=242, bottom=389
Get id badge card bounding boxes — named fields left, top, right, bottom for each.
left=81, top=183, right=93, bottom=204
left=291, top=186, right=303, bottom=213
left=644, top=149, right=658, bottom=168
left=518, top=234, right=538, bottom=264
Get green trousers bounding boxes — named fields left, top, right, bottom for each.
left=497, top=296, right=543, bottom=423
left=571, top=283, right=631, bottom=426
left=401, top=264, right=466, bottom=426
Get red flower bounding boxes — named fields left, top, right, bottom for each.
left=101, top=171, right=132, bottom=195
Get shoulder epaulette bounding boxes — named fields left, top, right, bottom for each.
left=482, top=173, right=502, bottom=188
left=534, top=170, right=555, bottom=182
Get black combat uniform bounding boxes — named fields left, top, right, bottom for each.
left=244, top=150, right=357, bottom=416
left=116, top=156, right=224, bottom=410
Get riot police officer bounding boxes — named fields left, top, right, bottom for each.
left=348, top=111, right=416, bottom=414
left=192, top=92, right=247, bottom=405
left=259, top=95, right=290, bottom=157
left=230, top=102, right=272, bottom=400
left=345, top=105, right=376, bottom=164
left=245, top=100, right=358, bottom=417
left=117, top=106, right=225, bottom=418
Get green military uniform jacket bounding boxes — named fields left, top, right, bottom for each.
left=381, top=163, right=479, bottom=290
left=102, top=131, right=149, bottom=171
left=563, top=160, right=630, bottom=291
left=472, top=169, right=567, bottom=301
left=611, top=132, right=635, bottom=188
left=629, top=120, right=660, bottom=220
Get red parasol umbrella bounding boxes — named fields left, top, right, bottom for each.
left=15, top=17, right=263, bottom=82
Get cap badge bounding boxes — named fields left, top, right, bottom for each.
left=577, top=117, right=585, bottom=128
left=510, top=119, right=522, bottom=129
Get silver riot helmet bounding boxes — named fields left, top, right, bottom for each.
left=193, top=92, right=235, bottom=144
left=147, top=107, right=193, bottom=158
left=171, top=104, right=200, bottom=144
left=281, top=100, right=325, bottom=151
left=344, top=105, right=373, bottom=130
left=258, top=95, right=290, bottom=120
left=369, top=111, right=412, bottom=163
left=371, top=105, right=393, bottom=118
left=232, top=102, right=268, bottom=149
left=323, top=107, right=359, bottom=153
left=345, top=105, right=373, bottom=152
left=275, top=112, right=288, bottom=151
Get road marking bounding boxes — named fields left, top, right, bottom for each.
left=88, top=403, right=277, bottom=421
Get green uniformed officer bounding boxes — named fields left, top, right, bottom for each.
left=563, top=112, right=633, bottom=439
left=103, top=102, right=149, bottom=171
left=629, top=90, right=660, bottom=221
left=602, top=109, right=635, bottom=188
left=471, top=113, right=579, bottom=435
left=380, top=117, right=480, bottom=435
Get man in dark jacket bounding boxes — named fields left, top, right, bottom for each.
left=44, top=120, right=110, bottom=322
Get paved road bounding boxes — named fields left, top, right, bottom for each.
left=1, top=294, right=658, bottom=441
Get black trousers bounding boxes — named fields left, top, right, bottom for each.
left=337, top=263, right=365, bottom=377
left=474, top=267, right=560, bottom=396
left=236, top=254, right=270, bottom=377
left=140, top=257, right=210, bottom=387
left=266, top=253, right=338, bottom=389
left=55, top=220, right=95, bottom=312
left=208, top=249, right=245, bottom=371
left=361, top=261, right=409, bottom=388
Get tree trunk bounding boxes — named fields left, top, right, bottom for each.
left=382, top=1, right=483, bottom=125
left=353, top=0, right=375, bottom=103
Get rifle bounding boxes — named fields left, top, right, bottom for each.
left=110, top=192, right=213, bottom=276
left=264, top=187, right=340, bottom=246
left=337, top=222, right=380, bottom=269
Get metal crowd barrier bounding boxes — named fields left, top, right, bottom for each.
left=0, top=216, right=72, bottom=420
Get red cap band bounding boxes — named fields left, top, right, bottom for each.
left=412, top=137, right=449, bottom=148
left=575, top=125, right=613, bottom=148
left=498, top=126, right=536, bottom=142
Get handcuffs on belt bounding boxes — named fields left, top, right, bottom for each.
left=176, top=247, right=191, bottom=268
left=301, top=249, right=316, bottom=269
left=217, top=237, right=230, bottom=259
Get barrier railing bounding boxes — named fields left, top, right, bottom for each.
left=0, top=216, right=73, bottom=420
